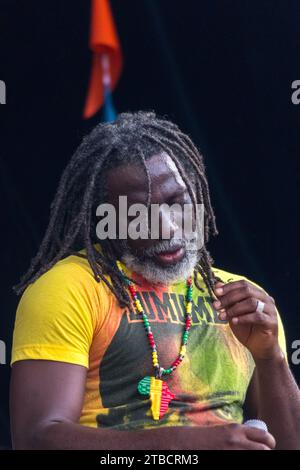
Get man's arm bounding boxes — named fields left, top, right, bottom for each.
left=10, top=360, right=166, bottom=450
left=245, top=364, right=300, bottom=449
left=214, top=279, right=300, bottom=450
left=10, top=360, right=275, bottom=450
left=254, top=355, right=300, bottom=450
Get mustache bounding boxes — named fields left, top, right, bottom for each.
left=120, top=238, right=199, bottom=285
left=117, top=236, right=198, bottom=262
left=143, top=238, right=186, bottom=257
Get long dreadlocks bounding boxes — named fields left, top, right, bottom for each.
left=14, top=111, right=219, bottom=307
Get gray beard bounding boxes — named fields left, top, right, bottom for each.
left=120, top=238, right=198, bottom=285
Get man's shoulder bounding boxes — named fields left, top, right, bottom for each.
left=17, top=250, right=112, bottom=331
left=54, top=251, right=93, bottom=278
left=22, top=250, right=108, bottom=301
left=34, top=252, right=94, bottom=287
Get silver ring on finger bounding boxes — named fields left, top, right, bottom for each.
left=256, top=300, right=265, bottom=314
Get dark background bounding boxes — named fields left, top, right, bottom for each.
left=0, top=0, right=299, bottom=448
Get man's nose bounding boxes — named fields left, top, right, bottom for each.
left=159, top=206, right=181, bottom=240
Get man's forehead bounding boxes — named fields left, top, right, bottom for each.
left=106, top=151, right=186, bottom=195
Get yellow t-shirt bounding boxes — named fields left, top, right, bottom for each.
left=11, top=251, right=287, bottom=430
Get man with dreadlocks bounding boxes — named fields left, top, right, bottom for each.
left=10, top=112, right=300, bottom=449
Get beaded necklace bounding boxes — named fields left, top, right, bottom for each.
left=116, top=260, right=193, bottom=421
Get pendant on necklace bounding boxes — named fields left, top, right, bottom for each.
left=138, top=376, right=176, bottom=420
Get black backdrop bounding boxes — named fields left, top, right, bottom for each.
left=0, top=0, right=299, bottom=448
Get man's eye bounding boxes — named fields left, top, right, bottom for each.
left=168, top=193, right=185, bottom=203
left=168, top=194, right=189, bottom=205
left=169, top=198, right=181, bottom=204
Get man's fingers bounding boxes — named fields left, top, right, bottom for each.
left=244, top=442, right=272, bottom=450
left=214, top=279, right=266, bottom=297
left=229, top=312, right=271, bottom=326
left=225, top=298, right=272, bottom=319
left=244, top=426, right=276, bottom=449
left=213, top=282, right=266, bottom=310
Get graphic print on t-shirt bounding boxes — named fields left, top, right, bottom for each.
left=96, top=275, right=255, bottom=430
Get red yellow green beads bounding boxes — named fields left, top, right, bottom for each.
left=116, top=260, right=193, bottom=379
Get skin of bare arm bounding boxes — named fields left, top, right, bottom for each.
left=213, top=280, right=300, bottom=449
left=10, top=360, right=276, bottom=450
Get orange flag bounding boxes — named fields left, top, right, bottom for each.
left=83, top=0, right=123, bottom=119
